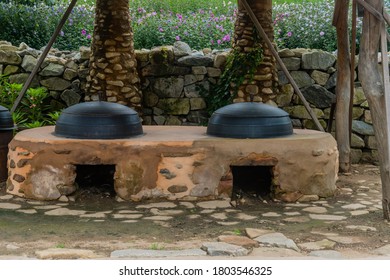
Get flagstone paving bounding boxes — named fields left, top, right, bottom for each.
left=0, top=164, right=390, bottom=260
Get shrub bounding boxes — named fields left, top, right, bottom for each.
left=0, top=1, right=94, bottom=50
left=0, top=1, right=389, bottom=52
left=132, top=6, right=235, bottom=50
left=0, top=76, right=60, bottom=128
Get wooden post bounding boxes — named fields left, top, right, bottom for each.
left=333, top=0, right=352, bottom=172
left=359, top=0, right=390, bottom=220
left=380, top=15, right=390, bottom=219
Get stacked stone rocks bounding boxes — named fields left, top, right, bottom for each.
left=0, top=40, right=87, bottom=108
left=140, top=42, right=225, bottom=126
left=0, top=40, right=379, bottom=163
left=275, top=48, right=376, bottom=163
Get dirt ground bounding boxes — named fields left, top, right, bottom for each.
left=0, top=164, right=390, bottom=258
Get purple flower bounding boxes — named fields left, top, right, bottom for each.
left=87, top=34, right=91, bottom=39
left=287, top=31, right=292, bottom=37
left=217, top=39, right=221, bottom=44
left=320, top=31, right=325, bottom=36
left=159, top=27, right=164, bottom=32
left=222, top=34, right=231, bottom=41
left=175, top=35, right=181, bottom=41
left=81, top=29, right=87, bottom=36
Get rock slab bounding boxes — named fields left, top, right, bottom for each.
left=255, top=233, right=300, bottom=252
left=201, top=242, right=250, bottom=257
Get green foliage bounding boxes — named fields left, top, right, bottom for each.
left=1, top=0, right=390, bottom=51
left=273, top=1, right=340, bottom=51
left=0, top=76, right=21, bottom=109
left=0, top=75, right=61, bottom=129
left=203, top=42, right=263, bottom=115
left=55, top=243, right=65, bottom=248
left=0, top=1, right=94, bottom=50
left=131, top=2, right=235, bottom=50
left=150, top=243, right=165, bottom=250
left=0, top=0, right=58, bottom=6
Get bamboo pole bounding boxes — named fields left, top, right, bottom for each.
left=11, top=0, right=78, bottom=114
left=240, top=0, right=324, bottom=132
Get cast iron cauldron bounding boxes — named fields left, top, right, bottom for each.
left=0, top=105, right=15, bottom=182
left=207, top=102, right=293, bottom=138
left=0, top=105, right=16, bottom=131
left=54, top=101, right=143, bottom=139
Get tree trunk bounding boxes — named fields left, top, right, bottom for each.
left=233, top=0, right=277, bottom=103
left=85, top=0, right=142, bottom=113
left=334, top=0, right=351, bottom=172
left=358, top=0, right=390, bottom=220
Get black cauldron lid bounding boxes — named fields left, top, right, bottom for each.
left=206, top=102, right=293, bottom=138
left=0, top=105, right=16, bottom=131
left=54, top=101, right=143, bottom=139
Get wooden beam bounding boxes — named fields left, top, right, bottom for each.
left=356, top=0, right=384, bottom=21
left=240, top=0, right=325, bottom=132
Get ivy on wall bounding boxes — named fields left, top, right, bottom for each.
left=203, top=42, right=264, bottom=116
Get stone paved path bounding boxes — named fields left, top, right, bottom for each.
left=1, top=164, right=390, bottom=260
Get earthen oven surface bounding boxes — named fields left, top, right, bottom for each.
left=7, top=126, right=338, bottom=202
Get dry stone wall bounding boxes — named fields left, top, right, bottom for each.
left=0, top=40, right=379, bottom=164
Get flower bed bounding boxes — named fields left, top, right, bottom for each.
left=2, top=0, right=388, bottom=52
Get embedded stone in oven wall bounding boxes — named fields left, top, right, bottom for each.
left=115, top=162, right=144, bottom=201
left=16, top=159, right=30, bottom=168
left=26, top=165, right=77, bottom=200
left=168, top=185, right=188, bottom=194
left=13, top=174, right=26, bottom=183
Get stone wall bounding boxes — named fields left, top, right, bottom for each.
left=0, top=40, right=378, bottom=164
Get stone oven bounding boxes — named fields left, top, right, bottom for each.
left=7, top=124, right=338, bottom=202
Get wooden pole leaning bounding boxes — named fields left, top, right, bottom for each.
left=240, top=0, right=325, bottom=132
left=11, top=0, right=78, bottom=114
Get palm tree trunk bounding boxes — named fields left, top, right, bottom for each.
left=86, top=0, right=142, bottom=113
left=233, top=0, right=277, bottom=103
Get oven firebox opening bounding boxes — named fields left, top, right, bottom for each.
left=231, top=165, right=274, bottom=201
left=74, top=164, right=116, bottom=200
